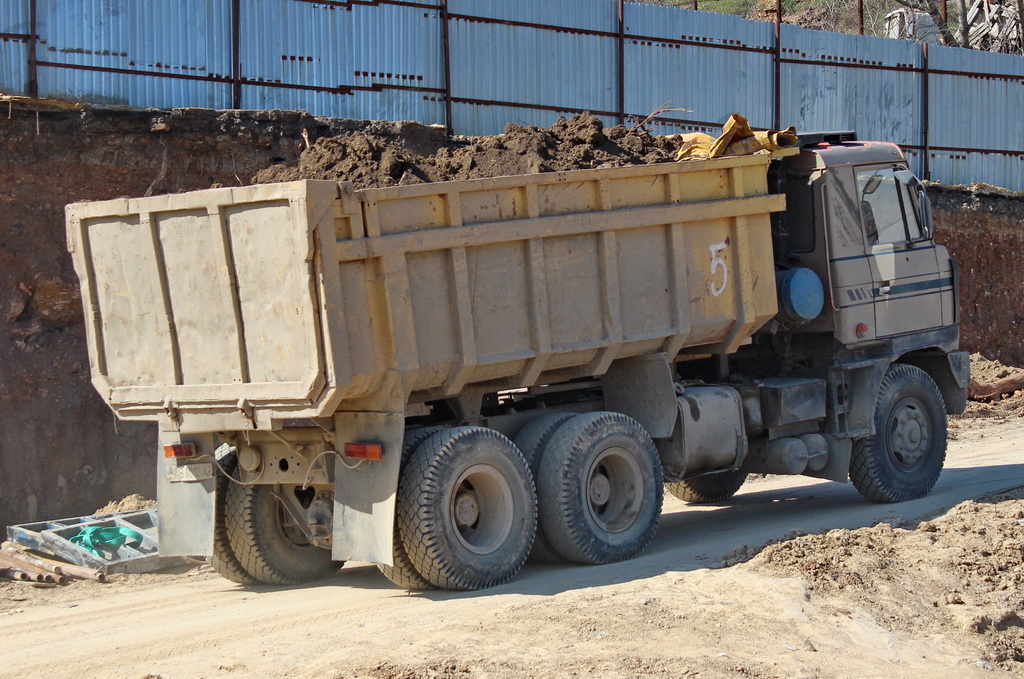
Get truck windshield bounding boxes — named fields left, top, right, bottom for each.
left=856, top=167, right=923, bottom=246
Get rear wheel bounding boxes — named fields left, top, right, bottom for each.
left=514, top=413, right=576, bottom=563
left=851, top=363, right=947, bottom=503
left=538, top=412, right=663, bottom=565
left=378, top=427, right=444, bottom=590
left=397, top=427, right=537, bottom=591
left=225, top=482, right=342, bottom=585
left=666, top=470, right=747, bottom=504
left=210, top=449, right=258, bottom=585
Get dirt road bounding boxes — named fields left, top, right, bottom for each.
left=2, top=417, right=1023, bottom=679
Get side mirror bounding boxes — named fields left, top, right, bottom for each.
left=894, top=169, right=932, bottom=241
left=894, top=169, right=919, bottom=187
left=918, top=188, right=933, bottom=239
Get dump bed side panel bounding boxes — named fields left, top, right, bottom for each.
left=346, top=156, right=783, bottom=403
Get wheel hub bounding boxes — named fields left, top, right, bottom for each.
left=450, top=464, right=514, bottom=555
left=454, top=491, right=480, bottom=528
left=888, top=399, right=930, bottom=467
left=584, top=447, right=643, bottom=534
left=589, top=471, right=611, bottom=506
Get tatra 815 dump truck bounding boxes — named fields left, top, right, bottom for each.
left=67, top=132, right=967, bottom=590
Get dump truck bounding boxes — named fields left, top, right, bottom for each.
left=67, top=131, right=967, bottom=591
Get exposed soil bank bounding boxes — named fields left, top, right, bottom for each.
left=930, top=186, right=1024, bottom=368
left=0, top=100, right=362, bottom=530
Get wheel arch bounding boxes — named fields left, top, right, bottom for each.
left=896, top=349, right=969, bottom=415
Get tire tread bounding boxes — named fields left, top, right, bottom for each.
left=397, top=427, right=536, bottom=591
left=225, top=482, right=340, bottom=585
left=539, top=412, right=663, bottom=565
left=666, top=470, right=747, bottom=504
left=210, top=452, right=259, bottom=585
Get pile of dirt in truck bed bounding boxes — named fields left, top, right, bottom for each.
left=253, top=115, right=680, bottom=188
left=747, top=486, right=1024, bottom=671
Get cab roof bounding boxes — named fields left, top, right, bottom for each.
left=801, top=140, right=906, bottom=169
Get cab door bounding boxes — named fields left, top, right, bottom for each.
left=854, top=165, right=948, bottom=338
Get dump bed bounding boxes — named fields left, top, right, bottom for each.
left=68, top=154, right=789, bottom=432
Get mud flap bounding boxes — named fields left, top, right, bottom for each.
left=157, top=432, right=215, bottom=556
left=332, top=411, right=405, bottom=565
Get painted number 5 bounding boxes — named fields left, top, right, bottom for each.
left=709, top=241, right=728, bottom=297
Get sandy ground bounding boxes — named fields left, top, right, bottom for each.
left=2, top=414, right=1023, bottom=679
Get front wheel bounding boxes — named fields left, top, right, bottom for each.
left=851, top=363, right=947, bottom=503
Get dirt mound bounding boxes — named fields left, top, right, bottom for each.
left=748, top=487, right=1024, bottom=670
left=93, top=494, right=155, bottom=515
left=253, top=115, right=680, bottom=188
left=954, top=354, right=1024, bottom=433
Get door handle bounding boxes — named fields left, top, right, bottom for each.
left=879, top=284, right=891, bottom=295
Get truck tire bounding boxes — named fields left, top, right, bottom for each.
left=538, top=412, right=663, bottom=565
left=210, top=450, right=258, bottom=585
left=513, top=413, right=576, bottom=564
left=851, top=363, right=947, bottom=503
left=397, top=427, right=537, bottom=591
left=666, top=470, right=748, bottom=504
left=378, top=427, right=445, bottom=590
left=225, top=482, right=341, bottom=585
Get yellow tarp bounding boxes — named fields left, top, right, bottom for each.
left=674, top=114, right=798, bottom=162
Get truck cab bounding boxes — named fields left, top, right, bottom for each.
left=776, top=133, right=958, bottom=345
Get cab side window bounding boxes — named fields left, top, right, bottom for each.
left=856, top=167, right=923, bottom=246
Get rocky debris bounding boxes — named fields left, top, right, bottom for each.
left=253, top=114, right=681, bottom=189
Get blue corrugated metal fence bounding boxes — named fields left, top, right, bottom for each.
left=1, top=0, right=1023, bottom=189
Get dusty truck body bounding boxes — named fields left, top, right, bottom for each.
left=67, top=134, right=967, bottom=590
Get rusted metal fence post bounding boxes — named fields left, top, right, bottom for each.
left=774, top=0, right=782, bottom=129
left=232, top=0, right=241, bottom=109
left=28, top=0, right=38, bottom=98
left=618, top=0, right=626, bottom=125
left=859, top=0, right=864, bottom=34
left=922, top=43, right=930, bottom=180
left=442, top=0, right=453, bottom=136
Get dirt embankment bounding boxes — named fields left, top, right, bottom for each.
left=931, top=186, right=1024, bottom=368
left=0, top=101, right=364, bottom=530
